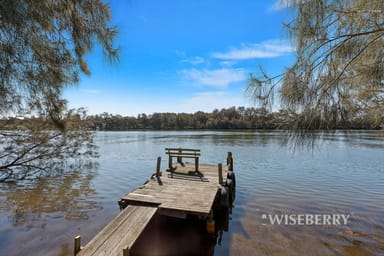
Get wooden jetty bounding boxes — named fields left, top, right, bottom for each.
left=74, top=148, right=235, bottom=256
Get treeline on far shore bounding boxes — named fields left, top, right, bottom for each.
left=2, top=106, right=380, bottom=131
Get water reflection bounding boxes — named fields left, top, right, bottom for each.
left=6, top=169, right=100, bottom=224
left=0, top=167, right=102, bottom=256
left=0, top=130, right=383, bottom=256
left=130, top=208, right=233, bottom=256
left=232, top=203, right=384, bottom=256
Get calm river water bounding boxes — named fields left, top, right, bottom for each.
left=0, top=131, right=383, bottom=256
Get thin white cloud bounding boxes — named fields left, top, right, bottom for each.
left=269, top=0, right=299, bottom=11
left=181, top=68, right=246, bottom=88
left=269, top=0, right=286, bottom=11
left=174, top=50, right=186, bottom=58
left=181, top=56, right=205, bottom=65
left=175, top=50, right=206, bottom=65
left=182, top=91, right=244, bottom=112
left=219, top=60, right=237, bottom=67
left=212, top=40, right=295, bottom=60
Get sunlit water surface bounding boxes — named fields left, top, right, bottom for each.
left=0, top=131, right=383, bottom=255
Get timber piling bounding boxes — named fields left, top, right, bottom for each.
left=74, top=148, right=235, bottom=256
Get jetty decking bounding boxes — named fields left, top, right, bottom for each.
left=120, top=162, right=227, bottom=218
left=74, top=149, right=234, bottom=256
left=76, top=205, right=157, bottom=256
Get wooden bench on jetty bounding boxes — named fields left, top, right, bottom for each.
left=74, top=148, right=235, bottom=256
left=165, top=147, right=200, bottom=174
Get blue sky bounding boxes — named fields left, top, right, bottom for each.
left=63, top=0, right=295, bottom=116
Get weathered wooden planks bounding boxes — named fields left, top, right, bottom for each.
left=76, top=205, right=157, bottom=256
left=121, top=162, right=228, bottom=218
left=75, top=152, right=234, bottom=256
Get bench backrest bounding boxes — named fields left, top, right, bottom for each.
left=165, top=148, right=200, bottom=172
left=165, top=148, right=200, bottom=157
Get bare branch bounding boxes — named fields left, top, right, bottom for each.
left=247, top=0, right=384, bottom=136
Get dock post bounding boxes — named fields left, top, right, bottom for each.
left=218, top=163, right=223, bottom=185
left=168, top=153, right=172, bottom=171
left=74, top=235, right=81, bottom=256
left=206, top=210, right=215, bottom=234
left=227, top=152, right=233, bottom=172
left=195, top=156, right=199, bottom=172
left=123, top=246, right=130, bottom=256
left=156, top=157, right=161, bottom=177
left=177, top=148, right=182, bottom=163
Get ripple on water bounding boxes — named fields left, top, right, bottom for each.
left=1, top=131, right=383, bottom=256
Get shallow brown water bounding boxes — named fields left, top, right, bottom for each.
left=0, top=131, right=383, bottom=255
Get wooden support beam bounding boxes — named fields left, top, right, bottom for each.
left=168, top=154, right=172, bottom=170
left=177, top=148, right=182, bottom=163
left=227, top=152, right=233, bottom=172
left=218, top=163, right=223, bottom=185
left=123, top=246, right=130, bottom=256
left=74, top=235, right=81, bottom=256
left=156, top=157, right=161, bottom=177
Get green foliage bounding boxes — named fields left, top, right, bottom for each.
left=33, top=107, right=378, bottom=131
left=0, top=0, right=117, bottom=181
left=248, top=0, right=384, bottom=131
left=0, top=0, right=118, bottom=115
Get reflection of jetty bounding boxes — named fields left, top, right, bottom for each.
left=74, top=148, right=236, bottom=256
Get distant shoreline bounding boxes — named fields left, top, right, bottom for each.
left=1, top=106, right=382, bottom=131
